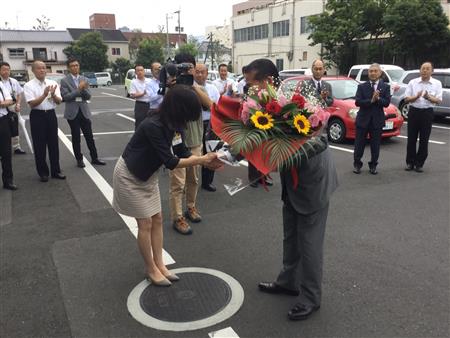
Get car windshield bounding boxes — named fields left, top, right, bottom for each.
left=385, top=69, right=404, bottom=82
left=326, top=79, right=359, bottom=99
left=84, top=73, right=95, bottom=79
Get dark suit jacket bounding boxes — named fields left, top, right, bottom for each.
left=355, top=80, right=391, bottom=129
left=302, top=79, right=334, bottom=107
left=60, top=75, right=92, bottom=120
left=280, top=136, right=338, bottom=214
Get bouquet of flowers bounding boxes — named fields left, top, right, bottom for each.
left=211, top=83, right=330, bottom=176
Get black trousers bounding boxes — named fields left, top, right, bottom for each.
left=67, top=109, right=98, bottom=161
left=202, top=120, right=215, bottom=186
left=406, top=106, right=433, bottom=167
left=0, top=115, right=13, bottom=185
left=134, top=101, right=149, bottom=130
left=29, top=109, right=61, bottom=177
left=353, top=124, right=382, bottom=168
left=10, top=111, right=19, bottom=137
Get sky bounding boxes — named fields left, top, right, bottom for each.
left=1, top=0, right=244, bottom=36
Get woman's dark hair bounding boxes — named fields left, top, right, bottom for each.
left=246, top=58, right=280, bottom=87
left=158, top=85, right=201, bottom=130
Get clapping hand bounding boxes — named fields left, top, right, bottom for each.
left=49, top=85, right=57, bottom=96
left=320, top=90, right=328, bottom=100
left=79, top=80, right=89, bottom=90
left=371, top=90, right=380, bottom=102
left=415, top=90, right=423, bottom=100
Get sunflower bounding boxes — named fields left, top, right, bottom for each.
left=293, top=114, right=311, bottom=135
left=251, top=111, right=274, bottom=130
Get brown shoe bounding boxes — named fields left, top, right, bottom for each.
left=173, top=217, right=193, bottom=235
left=185, top=206, right=202, bottom=223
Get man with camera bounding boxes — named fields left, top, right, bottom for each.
left=163, top=54, right=213, bottom=235
left=0, top=81, right=17, bottom=190
left=0, top=62, right=26, bottom=155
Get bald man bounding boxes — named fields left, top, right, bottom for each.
left=24, top=61, right=65, bottom=182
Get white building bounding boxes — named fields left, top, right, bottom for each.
left=205, top=24, right=232, bottom=49
left=0, top=30, right=72, bottom=80
left=231, top=0, right=326, bottom=73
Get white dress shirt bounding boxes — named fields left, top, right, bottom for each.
left=24, top=78, right=62, bottom=110
left=405, top=77, right=443, bottom=109
left=1, top=77, right=23, bottom=99
left=195, top=82, right=220, bottom=121
left=0, top=82, right=12, bottom=117
left=213, top=78, right=237, bottom=96
left=146, top=78, right=163, bottom=109
left=130, top=78, right=150, bottom=102
left=237, top=79, right=246, bottom=95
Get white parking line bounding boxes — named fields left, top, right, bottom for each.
left=65, top=130, right=134, bottom=137
left=102, top=92, right=135, bottom=101
left=329, top=145, right=354, bottom=153
left=209, top=327, right=240, bottom=337
left=117, top=113, right=135, bottom=122
left=404, top=121, right=450, bottom=130
left=57, top=129, right=175, bottom=265
left=396, top=135, right=446, bottom=145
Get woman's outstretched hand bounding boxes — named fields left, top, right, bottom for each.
left=202, top=152, right=224, bottom=170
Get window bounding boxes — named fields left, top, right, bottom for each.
left=273, top=20, right=289, bottom=38
left=433, top=73, right=450, bottom=89
left=300, top=16, right=312, bottom=34
left=112, top=48, right=121, bottom=55
left=360, top=69, right=369, bottom=82
left=302, top=51, right=308, bottom=61
left=32, top=48, right=47, bottom=60
left=234, top=24, right=268, bottom=42
left=402, top=72, right=419, bottom=84
left=348, top=68, right=360, bottom=79
left=8, top=48, right=25, bottom=57
left=276, top=58, right=284, bottom=71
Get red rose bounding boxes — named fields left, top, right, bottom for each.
left=291, top=94, right=306, bottom=109
left=265, top=100, right=282, bottom=115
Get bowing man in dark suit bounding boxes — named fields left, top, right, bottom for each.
left=353, top=63, right=391, bottom=175
left=247, top=59, right=339, bottom=321
left=60, top=57, right=105, bottom=168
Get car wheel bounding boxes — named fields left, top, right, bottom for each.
left=399, top=101, right=409, bottom=120
left=107, top=81, right=112, bottom=86
left=327, top=118, right=346, bottom=143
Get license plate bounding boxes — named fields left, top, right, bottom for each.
left=383, top=121, right=394, bottom=130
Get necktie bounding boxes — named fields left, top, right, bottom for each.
left=371, top=82, right=376, bottom=91
left=317, top=81, right=321, bottom=94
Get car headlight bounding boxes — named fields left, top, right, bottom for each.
left=348, top=108, right=359, bottom=119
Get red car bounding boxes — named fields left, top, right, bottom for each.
left=281, top=76, right=404, bottom=143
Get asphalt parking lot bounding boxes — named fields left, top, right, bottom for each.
left=1, top=85, right=449, bottom=338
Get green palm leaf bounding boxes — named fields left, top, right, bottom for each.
left=222, top=120, right=267, bottom=153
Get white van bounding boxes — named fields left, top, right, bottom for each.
left=94, top=72, right=112, bottom=86
left=347, top=64, right=405, bottom=93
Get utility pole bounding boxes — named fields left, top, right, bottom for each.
left=165, top=13, right=170, bottom=60
left=174, top=10, right=181, bottom=47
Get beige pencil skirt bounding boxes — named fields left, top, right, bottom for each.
left=112, top=156, right=161, bottom=219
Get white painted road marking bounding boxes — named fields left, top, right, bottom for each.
left=396, top=135, right=446, bottom=145
left=116, top=113, right=136, bottom=122
left=404, top=121, right=450, bottom=130
left=330, top=145, right=354, bottom=153
left=57, top=129, right=175, bottom=265
left=102, top=92, right=135, bottom=101
left=209, top=327, right=240, bottom=338
left=65, top=130, right=134, bottom=137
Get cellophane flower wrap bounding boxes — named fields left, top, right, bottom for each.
left=211, top=83, right=330, bottom=175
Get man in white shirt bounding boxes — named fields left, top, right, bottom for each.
left=194, top=63, right=220, bottom=192
left=404, top=62, right=443, bottom=172
left=213, top=63, right=237, bottom=97
left=236, top=65, right=249, bottom=97
left=130, top=64, right=151, bottom=129
left=147, top=62, right=163, bottom=115
left=0, top=62, right=26, bottom=154
left=24, top=60, right=65, bottom=182
left=0, top=82, right=17, bottom=190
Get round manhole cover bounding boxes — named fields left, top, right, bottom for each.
left=127, top=267, right=244, bottom=331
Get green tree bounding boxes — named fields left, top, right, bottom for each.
left=383, top=0, right=450, bottom=67
left=135, top=38, right=164, bottom=67
left=63, top=32, right=108, bottom=72
left=176, top=43, right=198, bottom=58
left=112, top=57, right=133, bottom=82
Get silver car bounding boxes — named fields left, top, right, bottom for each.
left=391, top=69, right=450, bottom=120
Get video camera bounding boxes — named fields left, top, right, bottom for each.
left=158, top=61, right=194, bottom=95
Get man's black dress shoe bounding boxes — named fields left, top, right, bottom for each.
left=3, top=183, right=18, bottom=190
left=51, top=173, right=66, bottom=180
left=258, top=282, right=299, bottom=296
left=414, top=166, right=423, bottom=173
left=40, top=176, right=49, bottom=182
left=288, top=303, right=320, bottom=321
left=353, top=166, right=361, bottom=174
left=202, top=184, right=216, bottom=192
left=405, top=164, right=414, bottom=171
left=14, top=149, right=26, bottom=155
left=91, top=159, right=106, bottom=165
left=369, top=167, right=378, bottom=175
left=77, top=159, right=86, bottom=168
